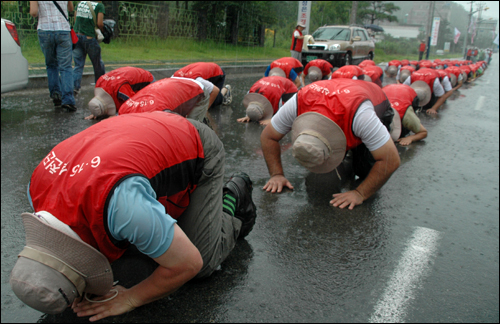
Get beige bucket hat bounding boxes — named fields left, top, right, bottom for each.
left=410, top=81, right=431, bottom=107
left=10, top=212, right=113, bottom=314
left=242, top=92, right=273, bottom=121
left=291, top=112, right=347, bottom=174
left=269, top=67, right=286, bottom=78
left=308, top=66, right=322, bottom=82
left=88, top=88, right=116, bottom=117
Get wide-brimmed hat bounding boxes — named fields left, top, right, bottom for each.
left=308, top=66, right=322, bottom=82
left=449, top=73, right=457, bottom=87
left=242, top=93, right=273, bottom=121
left=461, top=71, right=468, bottom=82
left=386, top=65, right=398, bottom=77
left=269, top=67, right=286, bottom=78
left=389, top=107, right=402, bottom=141
left=88, top=88, right=116, bottom=117
left=399, top=69, right=412, bottom=83
left=363, top=74, right=372, bottom=82
left=291, top=112, right=346, bottom=174
left=297, top=22, right=306, bottom=28
left=410, top=81, right=431, bottom=107
left=10, top=212, right=113, bottom=314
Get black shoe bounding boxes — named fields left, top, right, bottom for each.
left=52, top=93, right=62, bottom=107
left=61, top=104, right=77, bottom=112
left=223, top=172, right=257, bottom=239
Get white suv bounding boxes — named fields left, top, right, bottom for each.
left=1, top=18, right=29, bottom=93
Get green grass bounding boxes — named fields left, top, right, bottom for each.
left=22, top=35, right=290, bottom=68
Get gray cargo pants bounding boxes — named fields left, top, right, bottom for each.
left=178, top=119, right=242, bottom=278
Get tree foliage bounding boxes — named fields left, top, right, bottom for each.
left=358, top=1, right=400, bottom=25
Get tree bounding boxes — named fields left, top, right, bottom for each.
left=357, top=1, right=400, bottom=25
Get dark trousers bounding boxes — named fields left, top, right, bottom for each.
left=418, top=51, right=424, bottom=61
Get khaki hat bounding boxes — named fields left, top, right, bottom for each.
left=88, top=88, right=116, bottom=118
left=297, top=22, right=306, bottom=28
left=389, top=107, right=402, bottom=141
left=449, top=73, right=457, bottom=87
left=386, top=65, right=398, bottom=77
left=461, top=71, right=468, bottom=82
left=242, top=93, right=273, bottom=121
left=308, top=66, right=322, bottom=82
left=363, top=74, right=372, bottom=82
left=410, top=81, right=431, bottom=107
left=291, top=112, right=346, bottom=174
left=399, top=69, right=412, bottom=83
left=269, top=67, right=286, bottom=78
left=10, top=212, right=113, bottom=314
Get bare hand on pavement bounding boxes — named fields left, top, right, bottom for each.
left=330, top=190, right=364, bottom=210
left=263, top=175, right=294, bottom=193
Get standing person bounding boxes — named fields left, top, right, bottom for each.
left=29, top=1, right=76, bottom=112
left=290, top=22, right=306, bottom=62
left=73, top=1, right=105, bottom=95
left=466, top=47, right=472, bottom=61
left=418, top=40, right=426, bottom=61
left=237, top=76, right=298, bottom=125
left=173, top=62, right=232, bottom=107
left=86, top=67, right=155, bottom=120
left=12, top=111, right=257, bottom=320
left=260, top=79, right=400, bottom=210
left=119, top=77, right=219, bottom=123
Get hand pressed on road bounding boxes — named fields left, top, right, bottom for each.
left=263, top=174, right=294, bottom=193
left=330, top=190, right=364, bottom=210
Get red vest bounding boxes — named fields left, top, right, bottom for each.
left=296, top=79, right=390, bottom=150
left=419, top=43, right=426, bottom=52
left=388, top=60, right=401, bottom=67
left=400, top=65, right=415, bottom=73
left=418, top=60, right=433, bottom=69
left=362, top=65, right=383, bottom=87
left=445, top=66, right=462, bottom=79
left=383, top=84, right=417, bottom=120
left=400, top=59, right=410, bottom=66
left=290, top=28, right=304, bottom=52
left=304, top=59, right=333, bottom=77
left=95, top=67, right=154, bottom=112
left=29, top=112, right=205, bottom=262
left=173, top=62, right=224, bottom=84
left=410, top=60, right=419, bottom=66
left=119, top=78, right=204, bottom=116
left=330, top=65, right=364, bottom=80
left=249, top=76, right=298, bottom=113
left=436, top=69, right=449, bottom=80
left=271, top=57, right=304, bottom=78
left=358, top=60, right=376, bottom=68
left=411, top=68, right=439, bottom=94
left=467, top=49, right=472, bottom=56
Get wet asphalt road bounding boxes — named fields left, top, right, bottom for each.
left=1, top=57, right=499, bottom=323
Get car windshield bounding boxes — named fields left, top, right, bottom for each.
left=312, top=28, right=350, bottom=41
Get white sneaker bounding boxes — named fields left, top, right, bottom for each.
left=222, top=85, right=232, bottom=105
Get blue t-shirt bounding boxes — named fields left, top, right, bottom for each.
left=264, top=65, right=298, bottom=81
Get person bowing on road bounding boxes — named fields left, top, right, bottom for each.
left=260, top=79, right=400, bottom=210
left=264, top=57, right=303, bottom=88
left=300, top=59, right=333, bottom=85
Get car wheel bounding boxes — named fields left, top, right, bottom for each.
left=345, top=52, right=352, bottom=66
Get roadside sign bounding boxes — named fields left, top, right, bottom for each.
left=297, top=1, right=312, bottom=35
left=431, top=17, right=440, bottom=46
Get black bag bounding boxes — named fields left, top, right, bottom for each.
left=102, top=19, right=116, bottom=44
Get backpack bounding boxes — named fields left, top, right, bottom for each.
left=102, top=19, right=116, bottom=44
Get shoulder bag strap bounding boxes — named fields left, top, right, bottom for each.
left=52, top=1, right=69, bottom=22
left=87, top=1, right=97, bottom=27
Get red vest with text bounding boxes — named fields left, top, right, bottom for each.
left=249, top=76, right=298, bottom=113
left=290, top=28, right=304, bottom=52
left=411, top=68, right=439, bottom=94
left=296, top=79, right=390, bottom=150
left=173, top=62, right=224, bottom=84
left=271, top=57, right=303, bottom=78
left=330, top=65, right=364, bottom=80
left=95, top=67, right=154, bottom=112
left=119, top=78, right=204, bottom=116
left=304, top=59, right=333, bottom=77
left=29, top=112, right=205, bottom=262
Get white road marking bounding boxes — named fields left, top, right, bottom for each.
left=474, top=96, right=485, bottom=111
left=369, top=227, right=441, bottom=323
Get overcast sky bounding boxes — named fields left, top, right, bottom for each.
left=453, top=1, right=499, bottom=32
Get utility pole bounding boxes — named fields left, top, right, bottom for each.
left=426, top=1, right=435, bottom=59
left=350, top=1, right=358, bottom=25
left=463, top=1, right=474, bottom=59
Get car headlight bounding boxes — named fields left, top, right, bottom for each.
left=329, top=44, right=340, bottom=51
